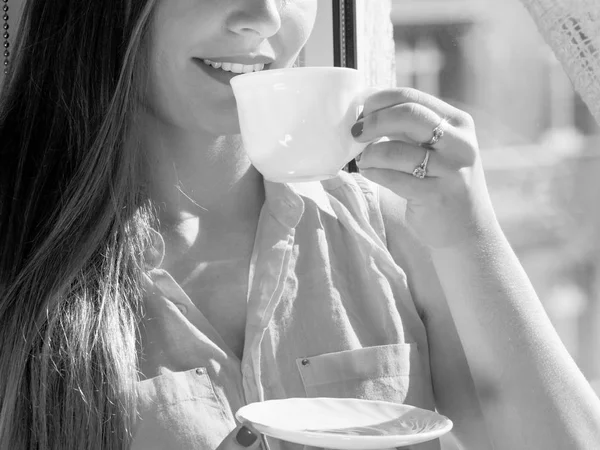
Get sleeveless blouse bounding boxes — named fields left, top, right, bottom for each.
left=131, top=172, right=438, bottom=450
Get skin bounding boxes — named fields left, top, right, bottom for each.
left=137, top=0, right=600, bottom=448
left=142, top=0, right=317, bottom=223
left=356, top=89, right=600, bottom=448
left=138, top=0, right=318, bottom=360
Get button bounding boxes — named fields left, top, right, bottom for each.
left=195, top=368, right=205, bottom=375
left=175, top=303, right=187, bottom=315
left=301, top=358, right=310, bottom=366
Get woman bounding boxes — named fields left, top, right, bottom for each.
left=1, top=1, right=599, bottom=449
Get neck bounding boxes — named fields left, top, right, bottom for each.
left=136, top=110, right=265, bottom=230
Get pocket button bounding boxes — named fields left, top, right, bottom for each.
left=301, top=358, right=310, bottom=366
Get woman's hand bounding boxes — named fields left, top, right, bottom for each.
left=352, top=87, right=497, bottom=249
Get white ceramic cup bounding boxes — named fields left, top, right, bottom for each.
left=230, top=67, right=374, bottom=183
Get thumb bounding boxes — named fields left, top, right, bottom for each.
left=216, top=424, right=262, bottom=450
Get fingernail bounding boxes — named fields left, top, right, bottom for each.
left=236, top=426, right=258, bottom=447
left=351, top=121, right=364, bottom=138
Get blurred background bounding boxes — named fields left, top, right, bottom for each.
left=389, top=0, right=600, bottom=392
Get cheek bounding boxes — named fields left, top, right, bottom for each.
left=144, top=0, right=208, bottom=118
left=145, top=47, right=239, bottom=133
left=145, top=21, right=205, bottom=125
left=280, top=0, right=318, bottom=54
left=296, top=0, right=319, bottom=30
left=145, top=46, right=189, bottom=124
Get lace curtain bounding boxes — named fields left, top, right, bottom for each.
left=519, top=0, right=600, bottom=125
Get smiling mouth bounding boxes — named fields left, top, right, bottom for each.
left=192, top=57, right=272, bottom=86
left=201, top=59, right=267, bottom=74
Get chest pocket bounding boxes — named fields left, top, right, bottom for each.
left=131, top=368, right=235, bottom=450
left=296, top=343, right=426, bottom=407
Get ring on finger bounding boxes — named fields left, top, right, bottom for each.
left=422, top=119, right=447, bottom=147
left=412, top=149, right=431, bottom=179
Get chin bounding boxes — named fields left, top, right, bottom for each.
left=198, top=112, right=241, bottom=136
left=221, top=121, right=242, bottom=135
left=211, top=95, right=243, bottom=134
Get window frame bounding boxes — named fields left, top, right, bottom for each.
left=302, top=0, right=358, bottom=70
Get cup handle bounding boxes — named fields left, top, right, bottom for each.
left=348, top=86, right=383, bottom=161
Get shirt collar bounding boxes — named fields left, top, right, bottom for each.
left=264, top=178, right=337, bottom=229
left=143, top=176, right=340, bottom=270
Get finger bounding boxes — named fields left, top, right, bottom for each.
left=360, top=167, right=438, bottom=201
left=353, top=102, right=447, bottom=148
left=217, top=425, right=262, bottom=450
left=357, top=140, right=445, bottom=178
left=361, top=87, right=472, bottom=129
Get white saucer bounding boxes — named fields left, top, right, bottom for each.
left=235, top=397, right=453, bottom=449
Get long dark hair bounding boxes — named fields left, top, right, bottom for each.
left=0, top=0, right=158, bottom=448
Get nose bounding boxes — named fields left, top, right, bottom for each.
left=227, top=0, right=282, bottom=38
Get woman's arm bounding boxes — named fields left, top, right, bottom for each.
left=378, top=189, right=492, bottom=449
left=351, top=85, right=600, bottom=449
left=379, top=185, right=600, bottom=449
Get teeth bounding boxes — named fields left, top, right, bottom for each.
left=203, top=59, right=222, bottom=69
left=203, top=59, right=265, bottom=73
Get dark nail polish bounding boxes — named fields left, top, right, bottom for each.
left=351, top=121, right=364, bottom=138
left=236, top=426, right=258, bottom=447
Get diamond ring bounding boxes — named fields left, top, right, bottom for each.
left=412, top=150, right=431, bottom=179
